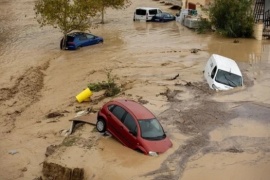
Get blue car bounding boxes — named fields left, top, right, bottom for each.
left=60, top=32, right=103, bottom=50
left=151, top=12, right=176, bottom=22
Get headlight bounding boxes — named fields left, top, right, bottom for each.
left=212, top=84, right=219, bottom=91
left=149, top=151, right=158, bottom=156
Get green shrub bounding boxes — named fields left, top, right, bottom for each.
left=88, top=69, right=120, bottom=97
left=197, top=18, right=212, bottom=34
left=209, top=0, right=254, bottom=37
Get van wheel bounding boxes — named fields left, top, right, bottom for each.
left=96, top=118, right=106, bottom=133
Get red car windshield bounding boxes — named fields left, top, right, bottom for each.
left=138, top=119, right=166, bottom=140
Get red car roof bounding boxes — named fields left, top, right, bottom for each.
left=113, top=99, right=155, bottom=120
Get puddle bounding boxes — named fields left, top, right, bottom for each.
left=47, top=129, right=179, bottom=180
left=182, top=151, right=270, bottom=180
left=210, top=118, right=270, bottom=142
left=186, top=102, right=270, bottom=180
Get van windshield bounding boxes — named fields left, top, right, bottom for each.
left=215, top=69, right=242, bottom=87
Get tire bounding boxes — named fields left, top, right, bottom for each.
left=96, top=118, right=106, bottom=133
left=60, top=39, right=64, bottom=50
left=74, top=45, right=80, bottom=50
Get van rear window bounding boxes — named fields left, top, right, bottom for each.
left=136, top=9, right=146, bottom=15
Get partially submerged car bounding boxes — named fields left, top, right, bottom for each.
left=60, top=32, right=103, bottom=50
left=133, top=7, right=162, bottom=21
left=96, top=99, right=172, bottom=156
left=151, top=12, right=176, bottom=22
left=204, top=54, right=243, bottom=90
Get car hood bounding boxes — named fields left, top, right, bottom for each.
left=140, top=136, right=172, bottom=154
left=212, top=81, right=235, bottom=90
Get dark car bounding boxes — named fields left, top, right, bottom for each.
left=60, top=32, right=103, bottom=50
left=96, top=99, right=172, bottom=156
left=151, top=12, right=176, bottom=22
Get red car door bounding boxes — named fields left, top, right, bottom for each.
left=109, top=105, right=130, bottom=146
left=121, top=112, right=138, bottom=149
left=109, top=105, right=139, bottom=148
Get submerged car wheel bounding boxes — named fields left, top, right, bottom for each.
left=96, top=118, right=106, bottom=132
left=60, top=39, right=64, bottom=50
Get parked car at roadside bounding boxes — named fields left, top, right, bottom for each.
left=151, top=12, right=176, bottom=22
left=204, top=54, right=243, bottom=90
left=96, top=99, right=172, bottom=156
left=60, top=32, right=103, bottom=50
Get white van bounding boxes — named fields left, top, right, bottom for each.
left=133, top=7, right=162, bottom=21
left=204, top=54, right=243, bottom=90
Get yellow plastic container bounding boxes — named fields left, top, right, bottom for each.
left=76, top=88, right=93, bottom=103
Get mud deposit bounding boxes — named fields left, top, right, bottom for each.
left=0, top=0, right=270, bottom=180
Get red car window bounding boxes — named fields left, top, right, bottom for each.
left=123, top=113, right=137, bottom=133
left=111, top=105, right=126, bottom=122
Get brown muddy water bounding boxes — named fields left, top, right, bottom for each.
left=0, top=0, right=270, bottom=180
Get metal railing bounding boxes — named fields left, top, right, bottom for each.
left=254, top=0, right=265, bottom=23
left=263, top=10, right=270, bottom=36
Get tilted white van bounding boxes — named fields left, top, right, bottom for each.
left=204, top=54, right=243, bottom=90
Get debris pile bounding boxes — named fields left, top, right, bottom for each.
left=42, top=161, right=84, bottom=180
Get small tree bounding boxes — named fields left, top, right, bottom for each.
left=92, top=0, right=131, bottom=24
left=209, top=0, right=254, bottom=37
left=34, top=0, right=99, bottom=49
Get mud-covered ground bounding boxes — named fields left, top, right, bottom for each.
left=0, top=0, right=270, bottom=180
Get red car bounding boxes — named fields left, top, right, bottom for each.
left=96, top=99, right=172, bottom=156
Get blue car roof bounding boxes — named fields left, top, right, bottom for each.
left=67, top=32, right=87, bottom=37
left=161, top=12, right=172, bottom=15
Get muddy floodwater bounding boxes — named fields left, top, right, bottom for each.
left=0, top=0, right=270, bottom=180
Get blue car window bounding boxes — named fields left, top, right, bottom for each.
left=79, top=35, right=87, bottom=40
left=66, top=36, right=74, bottom=42
left=86, top=34, right=95, bottom=39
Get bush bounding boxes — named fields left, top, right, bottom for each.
left=209, top=0, right=254, bottom=37
left=88, top=69, right=120, bottom=97
left=197, top=18, right=212, bottom=34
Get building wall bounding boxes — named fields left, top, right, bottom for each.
left=182, top=0, right=209, bottom=8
